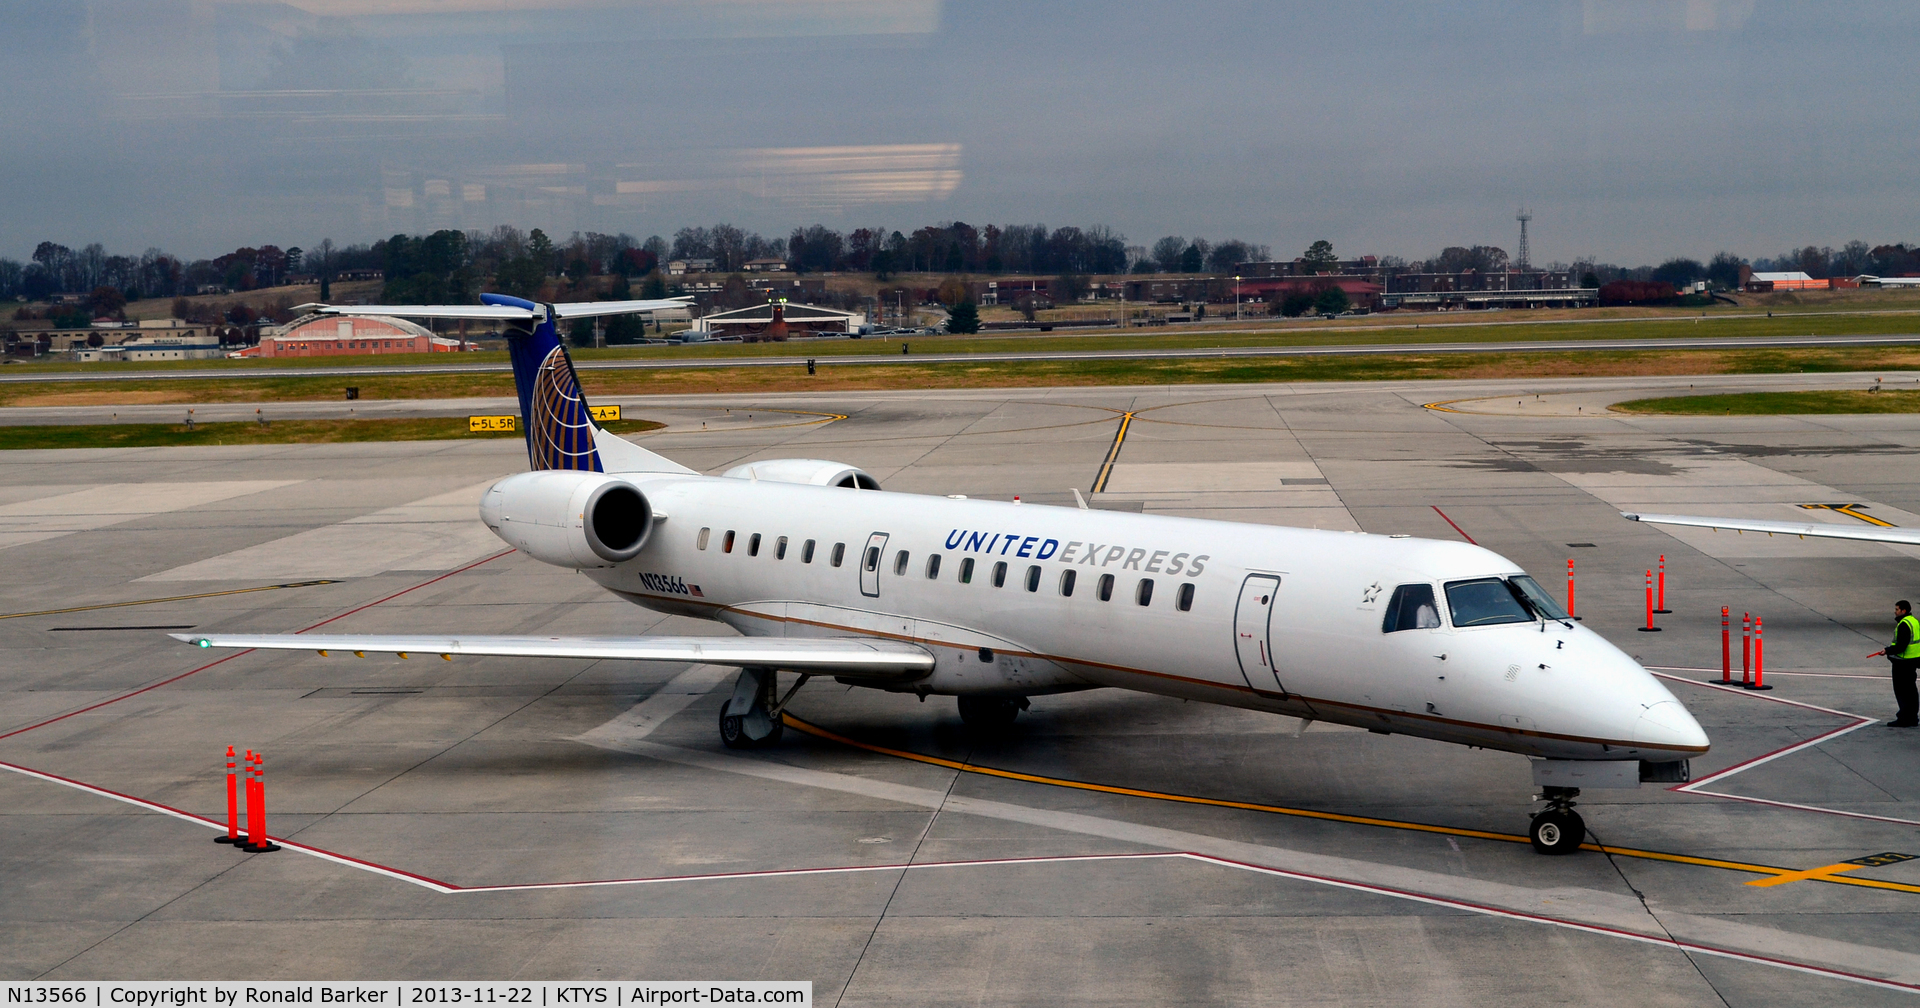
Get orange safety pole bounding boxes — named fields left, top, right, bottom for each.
left=244, top=751, right=261, bottom=850
left=1747, top=617, right=1772, bottom=691
left=245, top=751, right=281, bottom=852
left=1728, top=606, right=1743, bottom=683
left=1741, top=613, right=1752, bottom=686
left=1637, top=570, right=1661, bottom=631
left=240, top=744, right=259, bottom=848
left=1654, top=555, right=1671, bottom=614
left=217, top=745, right=239, bottom=845
left=1566, top=559, right=1575, bottom=617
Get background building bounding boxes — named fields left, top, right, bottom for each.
left=246, top=314, right=473, bottom=357
left=689, top=302, right=865, bottom=339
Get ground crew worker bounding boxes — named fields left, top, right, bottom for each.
left=1869, top=600, right=1920, bottom=728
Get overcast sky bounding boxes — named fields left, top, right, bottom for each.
left=5, top=0, right=1915, bottom=266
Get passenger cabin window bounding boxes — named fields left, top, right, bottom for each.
left=894, top=550, right=909, bottom=575
left=1136, top=578, right=1154, bottom=606
left=831, top=542, right=846, bottom=567
left=1098, top=573, right=1115, bottom=601
left=1445, top=578, right=1534, bottom=627
left=1382, top=584, right=1443, bottom=632
left=747, top=533, right=762, bottom=557
left=723, top=530, right=736, bottom=554
left=926, top=554, right=941, bottom=579
left=1025, top=565, right=1041, bottom=592
left=802, top=539, right=816, bottom=563
left=864, top=546, right=881, bottom=572
left=959, top=557, right=975, bottom=583
left=1059, top=569, right=1076, bottom=596
left=697, top=527, right=711, bottom=550
left=775, top=536, right=788, bottom=560
left=1176, top=582, right=1195, bottom=612
left=991, top=561, right=1008, bottom=588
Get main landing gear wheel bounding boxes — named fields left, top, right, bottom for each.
left=719, top=668, right=784, bottom=749
left=719, top=698, right=783, bottom=749
left=1529, top=786, right=1585, bottom=855
left=957, top=695, right=1027, bottom=733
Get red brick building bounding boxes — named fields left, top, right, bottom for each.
left=243, top=314, right=473, bottom=358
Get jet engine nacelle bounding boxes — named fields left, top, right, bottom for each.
left=479, top=470, right=653, bottom=569
left=720, top=458, right=879, bottom=490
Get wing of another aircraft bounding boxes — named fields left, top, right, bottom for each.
left=1622, top=511, right=1920, bottom=546
left=172, top=633, right=934, bottom=678
left=550, top=298, right=693, bottom=319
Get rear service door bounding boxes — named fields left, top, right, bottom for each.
left=1234, top=574, right=1287, bottom=694
left=859, top=532, right=889, bottom=598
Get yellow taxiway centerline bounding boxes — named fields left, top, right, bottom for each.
left=782, top=714, right=1920, bottom=895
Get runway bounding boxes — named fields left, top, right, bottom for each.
left=3, top=373, right=1919, bottom=1004
left=1, top=329, right=1915, bottom=384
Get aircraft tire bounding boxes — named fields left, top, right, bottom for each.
left=1528, top=809, right=1585, bottom=855
left=719, top=699, right=782, bottom=749
left=957, top=696, right=1022, bottom=733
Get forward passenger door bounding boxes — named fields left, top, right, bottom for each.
left=1233, top=574, right=1288, bottom=695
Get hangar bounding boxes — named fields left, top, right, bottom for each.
left=690, top=301, right=866, bottom=340
left=246, top=313, right=475, bottom=357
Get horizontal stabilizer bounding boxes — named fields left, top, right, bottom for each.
left=1622, top=511, right=1920, bottom=546
left=292, top=299, right=691, bottom=322
left=551, top=298, right=693, bottom=319
left=294, top=303, right=539, bottom=321
left=172, top=633, right=934, bottom=677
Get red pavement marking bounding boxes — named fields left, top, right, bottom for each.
left=1430, top=505, right=1477, bottom=544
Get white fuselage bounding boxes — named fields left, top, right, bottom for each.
left=581, top=477, right=1709, bottom=763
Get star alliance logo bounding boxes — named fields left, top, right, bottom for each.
left=1362, top=582, right=1383, bottom=604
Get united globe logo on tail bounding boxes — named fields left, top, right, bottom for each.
left=529, top=344, right=603, bottom=472
left=488, top=292, right=604, bottom=473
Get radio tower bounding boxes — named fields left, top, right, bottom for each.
left=1515, top=208, right=1532, bottom=271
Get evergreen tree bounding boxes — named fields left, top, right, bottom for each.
left=947, top=300, right=981, bottom=334
left=604, top=313, right=645, bottom=344
left=1302, top=240, right=1339, bottom=274
left=1312, top=285, right=1350, bottom=315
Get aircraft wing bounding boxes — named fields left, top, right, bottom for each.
left=550, top=298, right=694, bottom=319
left=172, top=633, right=934, bottom=677
left=1622, top=511, right=1920, bottom=546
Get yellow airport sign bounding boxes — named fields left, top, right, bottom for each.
left=469, top=415, right=516, bottom=432
left=590, top=404, right=621, bottom=421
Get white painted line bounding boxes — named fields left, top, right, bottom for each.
left=1652, top=673, right=1920, bottom=826
left=572, top=663, right=734, bottom=746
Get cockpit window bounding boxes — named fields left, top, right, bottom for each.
left=1382, top=584, right=1443, bottom=632
left=1509, top=575, right=1570, bottom=621
left=1445, top=578, right=1534, bottom=627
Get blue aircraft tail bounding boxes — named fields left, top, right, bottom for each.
left=483, top=293, right=603, bottom=473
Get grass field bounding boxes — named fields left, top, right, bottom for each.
left=5, top=312, right=1920, bottom=409
left=1611, top=389, right=1920, bottom=415
left=0, top=416, right=664, bottom=451
left=8, top=303, right=1920, bottom=379
left=19, top=345, right=1920, bottom=410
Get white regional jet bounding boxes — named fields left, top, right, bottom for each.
left=177, top=294, right=1709, bottom=854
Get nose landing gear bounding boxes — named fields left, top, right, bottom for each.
left=1529, top=786, right=1585, bottom=855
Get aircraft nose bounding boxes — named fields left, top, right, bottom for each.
left=1631, top=700, right=1710, bottom=755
